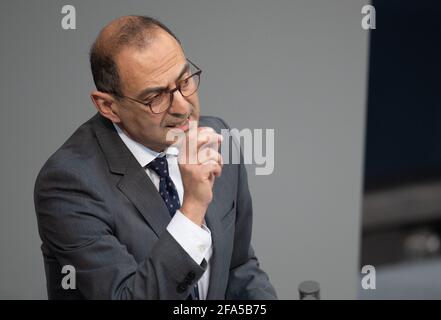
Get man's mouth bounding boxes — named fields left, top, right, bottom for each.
left=166, top=116, right=191, bottom=131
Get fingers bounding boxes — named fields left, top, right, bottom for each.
left=185, top=126, right=214, bottom=150
left=179, top=148, right=223, bottom=180
left=197, top=148, right=223, bottom=167
left=179, top=127, right=223, bottom=165
left=196, top=127, right=223, bottom=151
left=201, top=161, right=222, bottom=178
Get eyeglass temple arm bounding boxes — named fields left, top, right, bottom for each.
left=187, top=58, right=201, bottom=71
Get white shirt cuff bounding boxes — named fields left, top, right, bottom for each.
left=166, top=210, right=212, bottom=265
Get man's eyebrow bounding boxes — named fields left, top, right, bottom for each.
left=136, top=63, right=190, bottom=100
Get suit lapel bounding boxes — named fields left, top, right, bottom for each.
left=92, top=113, right=171, bottom=237
left=117, top=160, right=172, bottom=237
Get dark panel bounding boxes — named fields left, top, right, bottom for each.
left=364, top=0, right=441, bottom=190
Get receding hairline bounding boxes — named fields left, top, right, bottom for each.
left=89, top=15, right=182, bottom=95
left=92, top=16, right=172, bottom=60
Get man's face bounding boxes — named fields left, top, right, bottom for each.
left=113, top=30, right=200, bottom=152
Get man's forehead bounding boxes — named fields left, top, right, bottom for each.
left=116, top=37, right=187, bottom=91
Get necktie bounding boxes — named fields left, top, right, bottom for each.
left=146, top=155, right=200, bottom=300
left=146, top=155, right=180, bottom=217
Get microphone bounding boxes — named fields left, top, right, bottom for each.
left=298, top=280, right=320, bottom=300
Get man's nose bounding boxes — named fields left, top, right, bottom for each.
left=168, top=90, right=191, bottom=116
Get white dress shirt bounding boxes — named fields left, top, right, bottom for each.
left=114, top=124, right=212, bottom=299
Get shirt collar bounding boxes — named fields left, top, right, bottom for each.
left=113, top=123, right=179, bottom=168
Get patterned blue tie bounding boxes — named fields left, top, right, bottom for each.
left=146, top=155, right=181, bottom=217
left=146, top=155, right=200, bottom=300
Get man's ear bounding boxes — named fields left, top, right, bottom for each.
left=90, top=90, right=122, bottom=123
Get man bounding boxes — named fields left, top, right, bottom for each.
left=34, top=15, right=277, bottom=300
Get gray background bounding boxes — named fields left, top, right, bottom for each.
left=0, top=0, right=368, bottom=299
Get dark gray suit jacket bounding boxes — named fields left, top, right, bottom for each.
left=34, top=113, right=277, bottom=300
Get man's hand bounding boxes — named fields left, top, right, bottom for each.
left=178, top=126, right=223, bottom=226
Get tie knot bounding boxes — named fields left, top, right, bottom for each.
left=146, top=156, right=169, bottom=177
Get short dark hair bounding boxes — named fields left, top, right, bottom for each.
left=89, top=16, right=180, bottom=97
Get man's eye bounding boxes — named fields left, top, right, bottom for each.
left=148, top=93, right=167, bottom=107
left=180, top=78, right=190, bottom=88
left=145, top=94, right=161, bottom=103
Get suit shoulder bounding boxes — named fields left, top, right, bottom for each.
left=199, top=115, right=231, bottom=132
left=36, top=115, right=102, bottom=182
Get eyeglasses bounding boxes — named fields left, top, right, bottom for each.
left=115, top=59, right=202, bottom=114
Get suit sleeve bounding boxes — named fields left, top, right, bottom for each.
left=215, top=118, right=278, bottom=300
left=34, top=166, right=206, bottom=300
